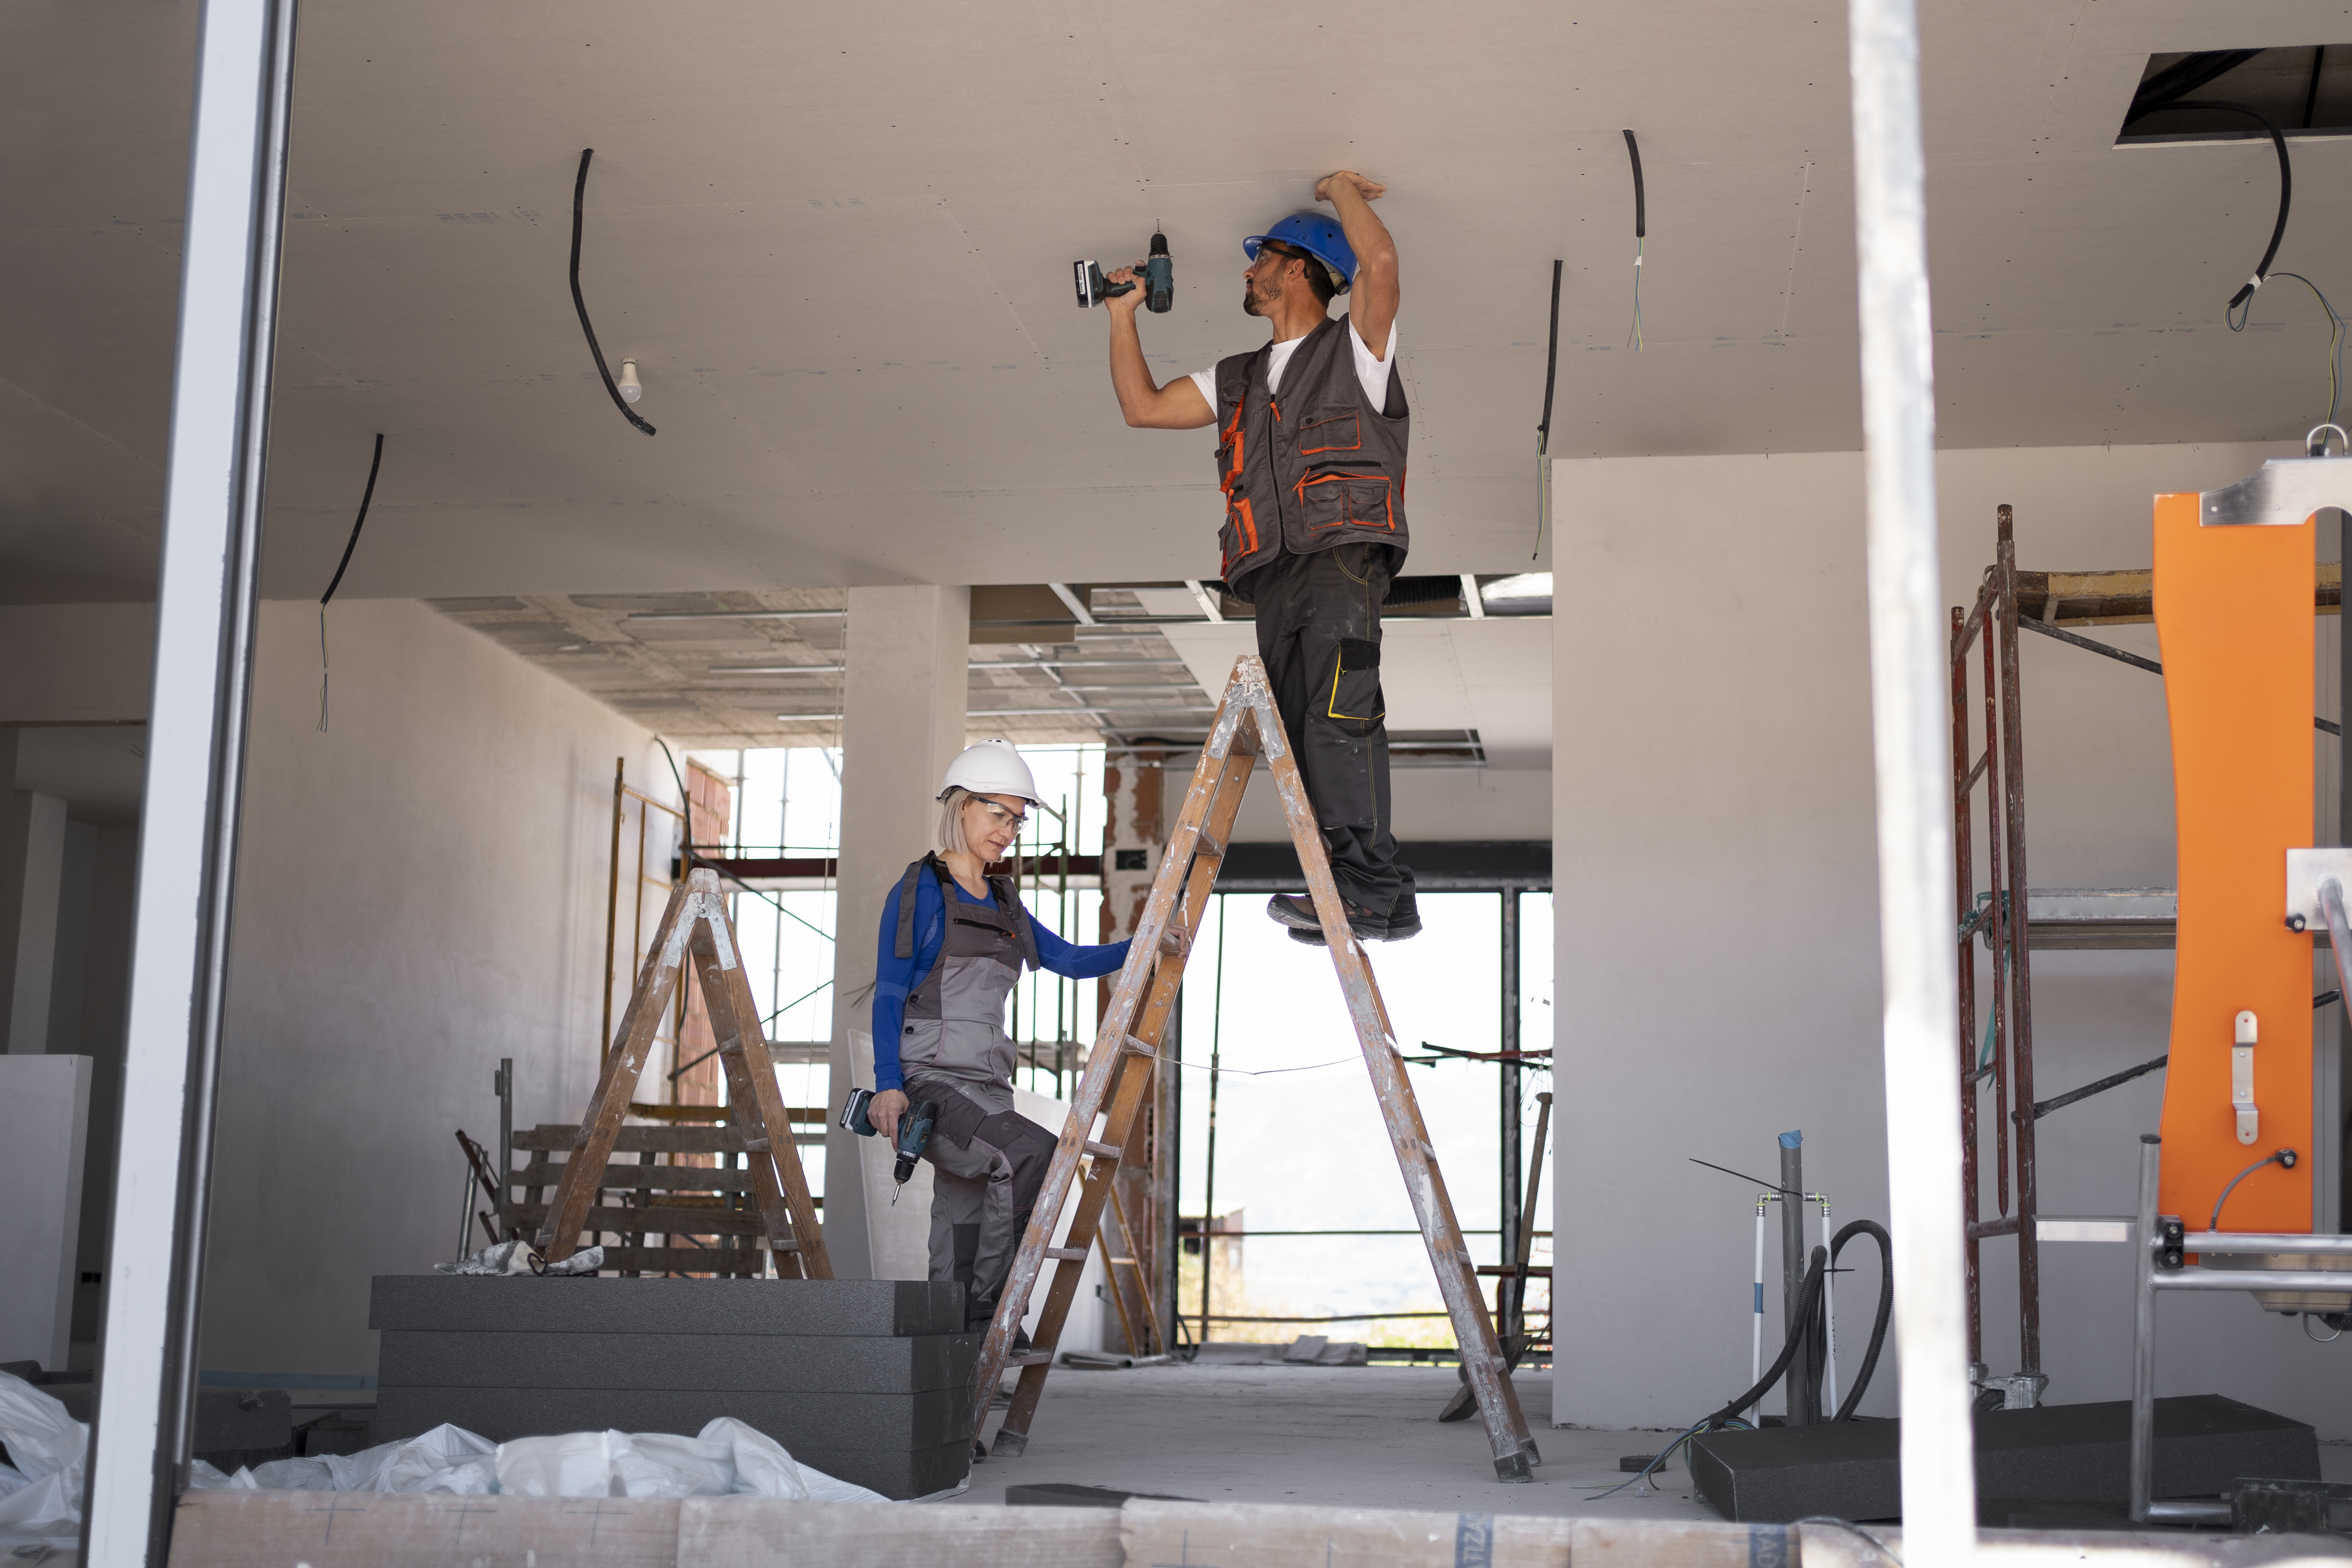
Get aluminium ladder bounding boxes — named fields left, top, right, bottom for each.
left=970, top=654, right=1540, bottom=1481
left=536, top=867, right=831, bottom=1278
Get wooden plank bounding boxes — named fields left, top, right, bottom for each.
left=2011, top=561, right=2339, bottom=626
left=509, top=1161, right=764, bottom=1194
left=514, top=1122, right=824, bottom=1154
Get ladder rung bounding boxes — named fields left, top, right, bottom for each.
left=1010, top=1352, right=1053, bottom=1367
left=1158, top=927, right=1185, bottom=956
left=1107, top=1256, right=1136, bottom=1266
left=1122, top=1035, right=1155, bottom=1057
left=1043, top=1246, right=1089, bottom=1262
left=1083, top=1140, right=1121, bottom=1160
left=768, top=1239, right=801, bottom=1253
left=1194, top=829, right=1227, bottom=861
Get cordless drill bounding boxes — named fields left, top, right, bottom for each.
left=1074, top=231, right=1172, bottom=312
left=839, top=1088, right=938, bottom=1185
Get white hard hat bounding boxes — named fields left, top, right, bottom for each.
left=939, top=738, right=1043, bottom=804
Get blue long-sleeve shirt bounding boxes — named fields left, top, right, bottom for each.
left=870, top=872, right=1132, bottom=1092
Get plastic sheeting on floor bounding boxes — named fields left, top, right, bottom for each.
left=0, top=1367, right=886, bottom=1549
left=0, top=1368, right=89, bottom=1548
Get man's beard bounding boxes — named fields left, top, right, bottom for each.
left=1243, top=275, right=1281, bottom=317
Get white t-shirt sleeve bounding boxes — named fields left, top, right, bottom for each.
left=1187, top=368, right=1217, bottom=410
left=1349, top=316, right=1399, bottom=409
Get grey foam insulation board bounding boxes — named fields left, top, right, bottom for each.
left=377, top=1330, right=977, bottom=1393
left=372, top=1385, right=976, bottom=1454
left=368, top=1276, right=964, bottom=1338
left=1690, top=1395, right=2318, bottom=1523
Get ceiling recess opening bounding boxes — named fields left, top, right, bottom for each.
left=2117, top=47, right=2352, bottom=145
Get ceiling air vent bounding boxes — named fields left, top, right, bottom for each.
left=2117, top=47, right=2352, bottom=145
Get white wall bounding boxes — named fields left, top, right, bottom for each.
left=1551, top=440, right=2352, bottom=1437
left=199, top=599, right=658, bottom=1378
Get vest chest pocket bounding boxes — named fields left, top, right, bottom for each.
left=1297, top=413, right=1361, bottom=456
left=1296, top=470, right=1396, bottom=533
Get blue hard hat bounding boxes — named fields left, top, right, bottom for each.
left=1244, top=212, right=1355, bottom=294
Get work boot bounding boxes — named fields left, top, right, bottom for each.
left=1267, top=893, right=1389, bottom=944
left=1385, top=890, right=1422, bottom=940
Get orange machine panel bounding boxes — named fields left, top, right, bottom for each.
left=2154, top=489, right=2314, bottom=1234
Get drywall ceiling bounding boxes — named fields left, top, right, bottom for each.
left=8, top=0, right=2352, bottom=607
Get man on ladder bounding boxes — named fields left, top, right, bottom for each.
left=1102, top=171, right=1418, bottom=946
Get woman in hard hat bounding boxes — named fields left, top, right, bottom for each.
left=866, top=739, right=1133, bottom=1333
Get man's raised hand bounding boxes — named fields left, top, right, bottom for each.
left=1316, top=171, right=1387, bottom=204
left=1103, top=265, right=1147, bottom=316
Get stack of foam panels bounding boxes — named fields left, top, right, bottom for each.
left=370, top=1277, right=974, bottom=1499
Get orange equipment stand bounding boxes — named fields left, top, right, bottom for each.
left=2152, top=490, right=2315, bottom=1235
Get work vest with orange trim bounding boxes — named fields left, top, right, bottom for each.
left=1211, top=315, right=1409, bottom=598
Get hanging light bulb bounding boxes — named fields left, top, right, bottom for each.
left=617, top=358, right=643, bottom=405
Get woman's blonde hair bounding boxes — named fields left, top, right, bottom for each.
left=933, top=787, right=975, bottom=857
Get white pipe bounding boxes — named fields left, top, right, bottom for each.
left=1751, top=1198, right=1768, bottom=1417
left=1848, top=0, right=1976, bottom=1556
left=1819, top=1196, right=1840, bottom=1418
left=83, top=1, right=297, bottom=1563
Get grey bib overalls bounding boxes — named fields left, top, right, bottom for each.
left=891, top=855, right=1056, bottom=1327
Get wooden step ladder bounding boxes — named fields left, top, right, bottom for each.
left=970, top=654, right=1539, bottom=1481
left=536, top=867, right=831, bottom=1278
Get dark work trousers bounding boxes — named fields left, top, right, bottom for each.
left=1249, top=543, right=1414, bottom=918
left=905, top=1074, right=1055, bottom=1328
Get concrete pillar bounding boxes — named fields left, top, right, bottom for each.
left=1, top=730, right=70, bottom=1054
left=827, top=586, right=969, bottom=1280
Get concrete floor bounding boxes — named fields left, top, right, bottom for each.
left=957, top=1364, right=1718, bottom=1519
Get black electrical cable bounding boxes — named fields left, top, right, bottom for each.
left=2210, top=1147, right=2298, bottom=1232
left=1622, top=129, right=1646, bottom=239
left=321, top=433, right=385, bottom=609
left=1622, top=129, right=1646, bottom=352
left=317, top=432, right=385, bottom=732
left=2121, top=98, right=2289, bottom=319
left=1597, top=1220, right=1895, bottom=1499
left=570, top=148, right=657, bottom=437
left=1534, top=259, right=1563, bottom=560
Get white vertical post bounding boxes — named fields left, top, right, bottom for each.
left=1847, top=0, right=1976, bottom=1557
left=82, top=1, right=297, bottom=1562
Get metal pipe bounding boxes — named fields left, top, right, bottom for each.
left=2152, top=1269, right=2352, bottom=1291
left=1500, top=888, right=1523, bottom=1338
left=2180, top=1229, right=2352, bottom=1254
left=1779, top=1132, right=1810, bottom=1423
left=2131, top=1134, right=2161, bottom=1524
left=1820, top=1195, right=1840, bottom=1417
left=84, top=3, right=299, bottom=1561
left=1751, top=1198, right=1769, bottom=1420
left=1848, top=0, right=1977, bottom=1551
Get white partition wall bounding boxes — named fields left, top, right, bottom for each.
left=0, top=1054, right=92, bottom=1371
